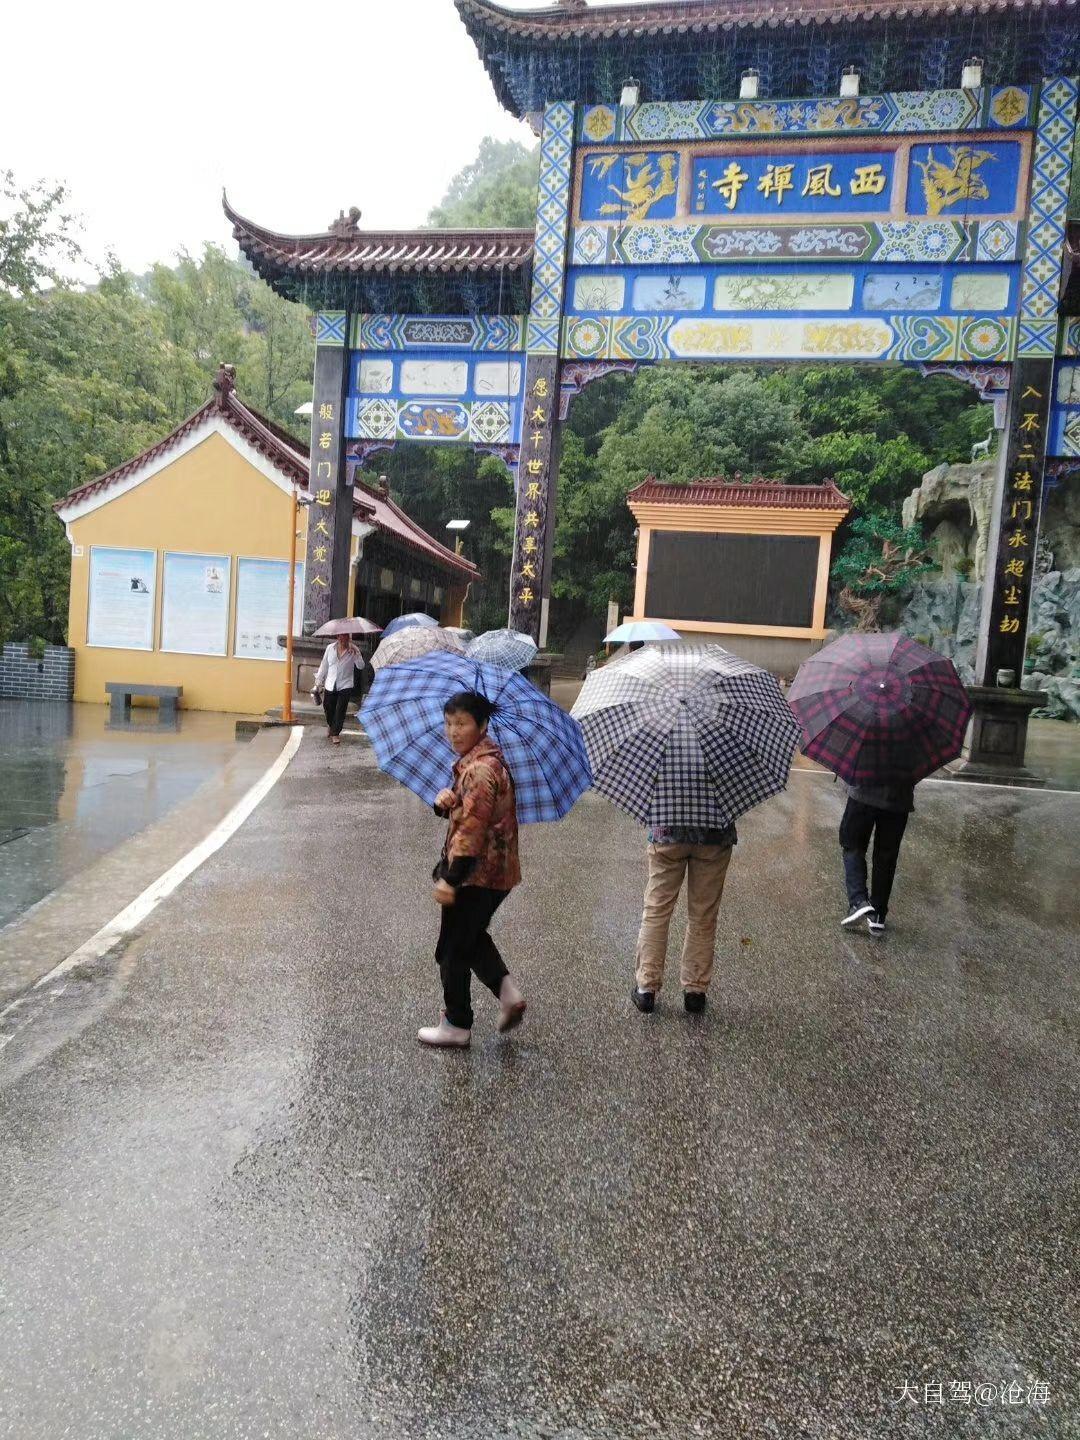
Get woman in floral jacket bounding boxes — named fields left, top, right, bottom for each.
left=419, top=691, right=525, bottom=1049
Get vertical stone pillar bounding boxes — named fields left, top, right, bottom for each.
left=302, top=311, right=353, bottom=632
left=510, top=101, right=575, bottom=644
left=976, top=357, right=1053, bottom=686
left=509, top=356, right=560, bottom=640
left=954, top=77, right=1078, bottom=782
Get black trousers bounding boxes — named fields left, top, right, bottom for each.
left=322, top=687, right=351, bottom=736
left=435, top=886, right=510, bottom=1030
left=839, top=798, right=909, bottom=920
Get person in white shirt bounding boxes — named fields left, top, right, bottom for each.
left=313, top=636, right=365, bottom=744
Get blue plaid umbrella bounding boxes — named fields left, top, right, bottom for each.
left=466, top=628, right=538, bottom=672
left=360, top=650, right=591, bottom=823
left=383, top=612, right=439, bottom=639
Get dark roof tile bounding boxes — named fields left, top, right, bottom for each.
left=225, top=195, right=534, bottom=281
left=457, top=0, right=1069, bottom=38
left=628, top=477, right=851, bottom=509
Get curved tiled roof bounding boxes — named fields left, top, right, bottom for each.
left=54, top=366, right=322, bottom=512
left=354, top=477, right=480, bottom=579
left=224, top=194, right=534, bottom=310
left=455, top=0, right=1077, bottom=113
left=628, top=477, right=851, bottom=509
left=458, top=0, right=1068, bottom=38
left=54, top=370, right=476, bottom=580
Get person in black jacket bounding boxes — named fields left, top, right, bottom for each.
left=839, top=779, right=916, bottom=936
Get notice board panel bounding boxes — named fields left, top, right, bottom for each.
left=645, top=532, right=819, bottom=628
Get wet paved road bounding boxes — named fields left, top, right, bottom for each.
left=1, top=734, right=1077, bottom=1439
left=0, top=701, right=242, bottom=929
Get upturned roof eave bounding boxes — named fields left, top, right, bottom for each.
left=455, top=0, right=1065, bottom=40
left=224, top=193, right=534, bottom=286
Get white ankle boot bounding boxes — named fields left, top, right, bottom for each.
left=417, top=1013, right=471, bottom=1048
left=497, top=976, right=526, bottom=1033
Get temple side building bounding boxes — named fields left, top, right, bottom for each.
left=54, top=368, right=476, bottom=714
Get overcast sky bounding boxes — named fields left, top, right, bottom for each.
left=1, top=0, right=601, bottom=275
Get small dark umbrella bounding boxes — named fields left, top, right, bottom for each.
left=313, top=617, right=383, bottom=638
left=788, top=632, right=972, bottom=785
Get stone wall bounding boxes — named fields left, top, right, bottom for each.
left=1023, top=567, right=1080, bottom=721
left=0, top=643, right=75, bottom=702
left=886, top=468, right=1080, bottom=721
left=897, top=570, right=1080, bottom=721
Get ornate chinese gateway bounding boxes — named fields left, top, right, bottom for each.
left=227, top=0, right=1080, bottom=719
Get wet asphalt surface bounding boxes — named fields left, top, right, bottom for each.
left=0, top=701, right=241, bottom=930
left=1, top=733, right=1077, bottom=1439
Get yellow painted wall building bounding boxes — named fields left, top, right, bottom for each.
left=55, top=375, right=477, bottom=714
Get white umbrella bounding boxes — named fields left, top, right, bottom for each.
left=466, top=628, right=539, bottom=672
left=605, top=620, right=681, bottom=644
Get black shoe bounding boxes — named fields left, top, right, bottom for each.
left=684, top=991, right=706, bottom=1014
left=867, top=912, right=886, bottom=935
left=631, top=986, right=655, bottom=1013
left=841, top=901, right=875, bottom=928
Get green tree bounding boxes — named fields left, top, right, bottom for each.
left=1, top=191, right=315, bottom=645
left=0, top=171, right=82, bottom=296
left=143, top=246, right=313, bottom=435
left=594, top=366, right=805, bottom=488
left=1, top=264, right=176, bottom=643
left=830, top=511, right=933, bottom=630
left=427, top=139, right=539, bottom=228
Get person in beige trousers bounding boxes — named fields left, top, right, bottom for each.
left=632, top=821, right=736, bottom=1014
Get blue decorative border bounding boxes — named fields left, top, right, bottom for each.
left=1017, top=77, right=1079, bottom=356
left=527, top=102, right=576, bottom=354
left=571, top=219, right=1023, bottom=268
left=578, top=86, right=1036, bottom=145
left=347, top=397, right=515, bottom=446
left=351, top=315, right=526, bottom=351
left=564, top=262, right=1019, bottom=327
left=560, top=311, right=1016, bottom=365
left=315, top=311, right=347, bottom=347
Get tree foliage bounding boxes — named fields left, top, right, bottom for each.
left=830, top=511, right=934, bottom=630
left=427, top=139, right=539, bottom=229
left=0, top=177, right=313, bottom=646
left=1, top=171, right=82, bottom=296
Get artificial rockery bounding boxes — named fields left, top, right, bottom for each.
left=896, top=462, right=1080, bottom=720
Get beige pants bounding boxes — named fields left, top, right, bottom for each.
left=634, top=843, right=732, bottom=994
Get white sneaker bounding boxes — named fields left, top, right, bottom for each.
left=417, top=1013, right=471, bottom=1048
left=841, top=901, right=875, bottom=928
left=496, top=976, right=526, bottom=1033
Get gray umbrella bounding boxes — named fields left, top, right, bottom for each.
left=466, top=628, right=538, bottom=672
left=370, top=625, right=467, bottom=673
left=571, top=642, right=801, bottom=827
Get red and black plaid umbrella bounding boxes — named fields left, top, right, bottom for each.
left=788, top=632, right=972, bottom=785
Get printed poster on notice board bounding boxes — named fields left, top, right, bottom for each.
left=87, top=547, right=157, bottom=650
left=234, top=558, right=303, bottom=660
left=161, top=553, right=231, bottom=656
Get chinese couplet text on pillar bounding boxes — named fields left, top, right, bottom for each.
left=508, top=356, right=560, bottom=640
left=982, top=357, right=1053, bottom=684
left=303, top=337, right=353, bottom=632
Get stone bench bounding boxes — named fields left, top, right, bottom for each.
left=105, top=682, right=183, bottom=721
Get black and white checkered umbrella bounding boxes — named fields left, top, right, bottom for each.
left=571, top=643, right=802, bottom=828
